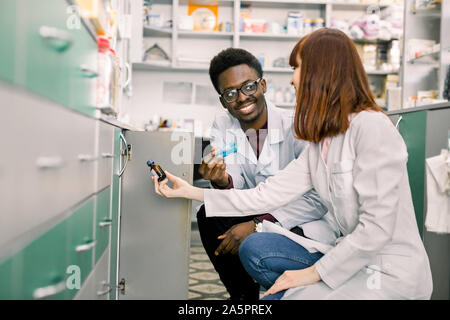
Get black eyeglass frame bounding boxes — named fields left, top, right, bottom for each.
left=219, top=78, right=263, bottom=103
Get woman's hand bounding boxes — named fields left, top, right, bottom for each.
left=263, top=265, right=321, bottom=298
left=153, top=170, right=204, bottom=201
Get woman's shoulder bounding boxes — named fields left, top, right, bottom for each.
left=351, top=109, right=391, bottom=126
left=349, top=110, right=394, bottom=135
left=348, top=110, right=406, bottom=154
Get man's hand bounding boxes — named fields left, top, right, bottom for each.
left=215, top=220, right=256, bottom=256
left=198, top=147, right=229, bottom=187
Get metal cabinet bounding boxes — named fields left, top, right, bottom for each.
left=389, top=105, right=450, bottom=300
left=8, top=0, right=97, bottom=117
left=74, top=245, right=111, bottom=300
left=0, top=1, right=17, bottom=83
left=114, top=131, right=194, bottom=300
left=390, top=111, right=427, bottom=236
left=0, top=196, right=95, bottom=300
left=0, top=81, right=97, bottom=251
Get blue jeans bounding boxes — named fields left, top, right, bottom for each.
left=239, top=232, right=324, bottom=300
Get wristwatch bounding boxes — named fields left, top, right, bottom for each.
left=253, top=217, right=263, bottom=233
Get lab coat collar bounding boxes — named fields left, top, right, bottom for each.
left=266, top=100, right=286, bottom=145
left=226, top=100, right=286, bottom=166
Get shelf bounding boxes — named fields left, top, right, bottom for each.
left=264, top=67, right=292, bottom=73
left=134, top=63, right=291, bottom=73
left=133, top=61, right=172, bottom=71
left=407, top=50, right=440, bottom=65
left=352, top=38, right=399, bottom=45
left=133, top=62, right=210, bottom=72
left=240, top=32, right=303, bottom=41
left=178, top=30, right=234, bottom=39
left=331, top=2, right=389, bottom=10
left=134, top=62, right=399, bottom=77
left=410, top=8, right=441, bottom=18
left=143, top=26, right=172, bottom=37
left=366, top=70, right=399, bottom=75
left=241, top=0, right=328, bottom=5
left=275, top=102, right=295, bottom=108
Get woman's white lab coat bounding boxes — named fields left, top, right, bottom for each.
left=204, top=111, right=433, bottom=299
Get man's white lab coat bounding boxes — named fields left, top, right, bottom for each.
left=209, top=101, right=339, bottom=245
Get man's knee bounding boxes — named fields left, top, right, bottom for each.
left=196, top=204, right=206, bottom=221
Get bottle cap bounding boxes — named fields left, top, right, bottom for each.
left=146, top=160, right=155, bottom=166
left=98, top=37, right=110, bottom=50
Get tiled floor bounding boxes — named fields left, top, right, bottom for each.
left=188, top=245, right=230, bottom=300
left=188, top=224, right=265, bottom=300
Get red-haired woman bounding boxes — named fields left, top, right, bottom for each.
left=153, top=28, right=433, bottom=300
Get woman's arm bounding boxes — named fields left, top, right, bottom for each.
left=153, top=171, right=205, bottom=202
left=203, top=145, right=312, bottom=218
left=153, top=145, right=313, bottom=218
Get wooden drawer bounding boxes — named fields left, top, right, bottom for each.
left=95, top=121, right=115, bottom=192
left=0, top=1, right=17, bottom=83
left=66, top=198, right=95, bottom=299
left=0, top=196, right=96, bottom=299
left=0, top=218, right=68, bottom=300
left=95, top=187, right=112, bottom=263
left=0, top=85, right=97, bottom=250
left=75, top=245, right=110, bottom=300
left=15, top=0, right=97, bottom=117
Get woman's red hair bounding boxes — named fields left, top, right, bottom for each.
left=290, top=28, right=384, bottom=143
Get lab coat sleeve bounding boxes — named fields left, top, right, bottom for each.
left=209, top=119, right=246, bottom=189
left=314, top=112, right=407, bottom=289
left=270, top=189, right=328, bottom=230
left=204, top=145, right=313, bottom=217
left=268, top=134, right=325, bottom=227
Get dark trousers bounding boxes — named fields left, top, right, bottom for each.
left=196, top=205, right=260, bottom=300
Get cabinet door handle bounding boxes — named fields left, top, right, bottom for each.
left=78, top=154, right=97, bottom=162
left=97, top=105, right=116, bottom=115
left=36, top=156, right=64, bottom=169
left=33, top=280, right=66, bottom=299
left=101, top=153, right=114, bottom=159
left=124, top=62, right=131, bottom=89
left=80, top=64, right=99, bottom=78
left=118, top=133, right=128, bottom=177
left=75, top=240, right=96, bottom=252
left=39, top=26, right=73, bottom=52
left=97, top=281, right=112, bottom=296
left=99, top=219, right=113, bottom=228
left=395, top=116, right=403, bottom=130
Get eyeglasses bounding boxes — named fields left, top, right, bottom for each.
left=220, top=78, right=262, bottom=103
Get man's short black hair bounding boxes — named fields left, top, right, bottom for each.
left=209, top=48, right=263, bottom=94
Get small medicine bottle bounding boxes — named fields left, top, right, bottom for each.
left=147, top=160, right=167, bottom=182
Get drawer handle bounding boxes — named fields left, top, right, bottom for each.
left=78, top=154, right=97, bottom=162
left=101, top=153, right=114, bottom=159
left=99, top=219, right=113, bottom=228
left=80, top=65, right=99, bottom=78
left=39, top=26, right=73, bottom=52
left=118, top=133, right=129, bottom=177
left=36, top=156, right=64, bottom=169
left=124, top=62, right=131, bottom=89
left=75, top=240, right=96, bottom=252
left=97, top=105, right=116, bottom=115
left=395, top=116, right=403, bottom=130
left=97, top=281, right=112, bottom=296
left=33, top=280, right=66, bottom=299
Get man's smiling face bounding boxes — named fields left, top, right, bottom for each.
left=217, top=64, right=267, bottom=125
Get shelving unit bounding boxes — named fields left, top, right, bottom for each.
left=401, top=0, right=450, bottom=108
left=130, top=0, right=404, bottom=133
